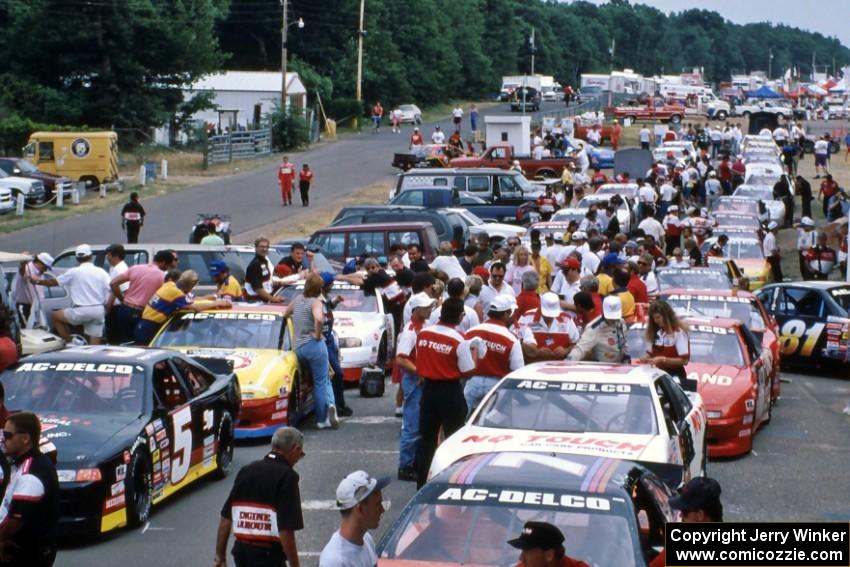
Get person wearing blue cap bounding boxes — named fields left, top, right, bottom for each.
left=320, top=272, right=353, bottom=417
left=203, top=259, right=242, bottom=302
left=596, top=252, right=622, bottom=296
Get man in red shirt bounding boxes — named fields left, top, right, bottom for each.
left=298, top=164, right=313, bottom=207
left=278, top=156, right=296, bottom=206
left=395, top=292, right=435, bottom=482
left=626, top=262, right=649, bottom=303
left=409, top=127, right=423, bottom=150
left=414, top=298, right=480, bottom=487
left=818, top=174, right=839, bottom=218
left=517, top=292, right=579, bottom=362
left=464, top=295, right=524, bottom=413
left=590, top=166, right=608, bottom=189
left=508, top=521, right=589, bottom=567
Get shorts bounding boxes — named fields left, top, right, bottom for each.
left=63, top=305, right=105, bottom=337
left=815, top=154, right=827, bottom=166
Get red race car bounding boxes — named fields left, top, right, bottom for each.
left=660, top=289, right=780, bottom=404
left=627, top=316, right=773, bottom=458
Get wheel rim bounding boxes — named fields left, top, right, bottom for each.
left=133, top=457, right=151, bottom=523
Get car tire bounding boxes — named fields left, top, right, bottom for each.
left=715, top=111, right=728, bottom=121
left=742, top=111, right=751, bottom=119
left=670, top=114, right=682, bottom=124
left=80, top=175, right=100, bottom=188
left=376, top=335, right=388, bottom=369
left=829, top=141, right=841, bottom=154
left=125, top=450, right=153, bottom=527
left=288, top=375, right=301, bottom=428
left=700, top=440, right=708, bottom=477
left=210, top=411, right=234, bottom=480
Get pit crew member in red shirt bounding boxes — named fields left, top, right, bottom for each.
left=517, top=292, right=579, bottom=362
left=278, top=156, right=296, bottom=206
left=639, top=299, right=691, bottom=391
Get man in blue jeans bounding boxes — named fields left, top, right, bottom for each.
left=320, top=272, right=353, bottom=417
left=394, top=292, right=435, bottom=482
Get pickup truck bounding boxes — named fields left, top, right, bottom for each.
left=610, top=97, right=686, bottom=124
left=449, top=144, right=573, bottom=178
left=732, top=99, right=792, bottom=119
left=388, top=186, right=537, bottom=226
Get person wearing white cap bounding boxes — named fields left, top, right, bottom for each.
left=763, top=221, right=782, bottom=282
left=464, top=294, right=524, bottom=413
left=319, top=471, right=390, bottom=567
left=34, top=244, right=110, bottom=344
left=568, top=294, right=628, bottom=363
left=409, top=127, right=423, bottom=150
left=394, top=292, right=435, bottom=482
left=518, top=292, right=579, bottom=362
left=13, top=251, right=53, bottom=328
left=662, top=204, right=683, bottom=256
left=795, top=216, right=818, bottom=280
left=705, top=170, right=722, bottom=212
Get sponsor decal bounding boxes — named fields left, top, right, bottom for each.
left=111, top=481, right=125, bottom=496
left=691, top=324, right=729, bottom=335
left=153, top=472, right=162, bottom=485
left=668, top=294, right=749, bottom=304
left=203, top=409, right=214, bottom=431
left=514, top=380, right=632, bottom=393
left=145, top=424, right=155, bottom=436
left=70, top=137, right=91, bottom=158
left=153, top=419, right=164, bottom=432
left=687, top=372, right=734, bottom=386
left=161, top=448, right=170, bottom=462
left=271, top=410, right=287, bottom=420
left=153, top=462, right=161, bottom=474
left=148, top=437, right=156, bottom=452
left=232, top=504, right=279, bottom=540
left=181, top=312, right=279, bottom=321
left=745, top=399, right=756, bottom=411
left=17, top=362, right=134, bottom=374
left=155, top=429, right=167, bottom=442
left=115, top=464, right=127, bottom=482
left=152, top=449, right=160, bottom=463
left=104, top=493, right=125, bottom=512
left=416, top=338, right=453, bottom=354
left=460, top=433, right=647, bottom=454
left=436, top=488, right=611, bottom=511
left=159, top=438, right=170, bottom=449
left=275, top=398, right=288, bottom=410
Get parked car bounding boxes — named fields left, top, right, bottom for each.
left=398, top=104, right=422, bottom=124
left=332, top=205, right=470, bottom=245
left=0, top=187, right=13, bottom=214
left=509, top=86, right=540, bottom=111
left=0, top=157, right=75, bottom=201
left=0, top=167, right=46, bottom=204
left=309, top=222, right=439, bottom=263
left=391, top=167, right=541, bottom=204
left=389, top=186, right=536, bottom=225
left=449, top=144, right=573, bottom=178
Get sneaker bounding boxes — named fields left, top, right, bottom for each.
left=328, top=405, right=340, bottom=429
left=395, top=406, right=403, bottom=417
left=316, top=419, right=332, bottom=429
left=338, top=406, right=354, bottom=417
left=397, top=467, right=418, bottom=482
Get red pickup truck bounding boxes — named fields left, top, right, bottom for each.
left=610, top=98, right=686, bottom=124
left=449, top=144, right=573, bottom=178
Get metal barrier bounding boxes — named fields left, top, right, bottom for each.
left=205, top=128, right=272, bottom=166
left=539, top=92, right=632, bottom=123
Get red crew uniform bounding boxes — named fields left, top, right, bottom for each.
left=278, top=162, right=296, bottom=205
left=649, top=328, right=691, bottom=390
left=517, top=309, right=580, bottom=351
left=463, top=320, right=524, bottom=411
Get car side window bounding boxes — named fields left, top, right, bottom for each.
left=51, top=253, right=78, bottom=270
left=124, top=251, right=149, bottom=266
left=349, top=232, right=385, bottom=257
left=662, top=375, right=692, bottom=419
left=779, top=288, right=824, bottom=318
left=653, top=378, right=677, bottom=436
left=452, top=177, right=466, bottom=191
left=313, top=233, right=345, bottom=258
left=491, top=147, right=507, bottom=160
left=389, top=231, right=421, bottom=248
left=38, top=142, right=54, bottom=161
left=499, top=175, right=518, bottom=192
left=152, top=361, right=189, bottom=409
left=467, top=176, right=489, bottom=193
left=755, top=288, right=776, bottom=313
left=172, top=358, right=214, bottom=397
left=282, top=319, right=293, bottom=350
left=179, top=252, right=215, bottom=285
left=395, top=192, right=421, bottom=206
left=432, top=178, right=448, bottom=186
left=740, top=326, right=761, bottom=362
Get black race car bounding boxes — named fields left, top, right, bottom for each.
left=378, top=452, right=678, bottom=566
left=2, top=346, right=241, bottom=535
left=755, top=281, right=850, bottom=368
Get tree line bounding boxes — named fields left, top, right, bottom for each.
left=0, top=0, right=847, bottom=148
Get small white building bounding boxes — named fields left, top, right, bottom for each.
left=184, top=70, right=307, bottom=131
left=485, top=115, right=531, bottom=155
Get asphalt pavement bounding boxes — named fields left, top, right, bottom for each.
left=0, top=101, right=568, bottom=255
left=56, top=368, right=850, bottom=567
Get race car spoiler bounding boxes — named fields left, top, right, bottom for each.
left=191, top=356, right=235, bottom=376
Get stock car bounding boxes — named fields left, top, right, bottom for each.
left=627, top=317, right=772, bottom=457
left=278, top=282, right=395, bottom=382
left=731, top=185, right=786, bottom=226
left=661, top=289, right=781, bottom=403
left=755, top=281, right=850, bottom=369
left=429, top=362, right=707, bottom=488
left=0, top=346, right=241, bottom=534
left=656, top=263, right=744, bottom=293
left=710, top=212, right=763, bottom=231
left=151, top=304, right=310, bottom=438
left=702, top=235, right=771, bottom=290
left=709, top=196, right=760, bottom=217
left=378, top=452, right=676, bottom=567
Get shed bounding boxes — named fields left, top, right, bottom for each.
left=485, top=115, right=531, bottom=155
left=184, top=71, right=307, bottom=131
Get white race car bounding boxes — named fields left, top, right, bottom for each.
left=429, top=362, right=707, bottom=487
left=280, top=282, right=395, bottom=383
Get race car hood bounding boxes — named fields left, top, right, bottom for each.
left=687, top=363, right=753, bottom=415
left=334, top=312, right=385, bottom=339
left=38, top=413, right=143, bottom=467
left=172, top=347, right=294, bottom=399
left=430, top=424, right=662, bottom=478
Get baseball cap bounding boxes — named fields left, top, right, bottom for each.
left=800, top=216, right=815, bottom=227
left=561, top=257, right=581, bottom=270
left=553, top=232, right=564, bottom=242
left=335, top=470, right=391, bottom=510
left=36, top=252, right=54, bottom=268
left=473, top=266, right=490, bottom=280
left=669, top=205, right=679, bottom=212
left=708, top=170, right=716, bottom=177
left=320, top=271, right=335, bottom=287
left=767, top=221, right=779, bottom=231
left=625, top=240, right=638, bottom=250
left=540, top=292, right=561, bottom=318
left=669, top=477, right=722, bottom=513
left=208, top=259, right=229, bottom=277
left=409, top=292, right=436, bottom=310
left=507, top=521, right=565, bottom=551
left=571, top=231, right=586, bottom=241
left=75, top=244, right=92, bottom=258
left=602, top=295, right=623, bottom=320
left=489, top=294, right=515, bottom=313
left=600, top=252, right=622, bottom=267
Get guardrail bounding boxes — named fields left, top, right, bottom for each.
left=205, top=128, right=272, bottom=167
left=539, top=92, right=632, bottom=122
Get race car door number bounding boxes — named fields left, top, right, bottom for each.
left=171, top=406, right=193, bottom=484
left=778, top=320, right=824, bottom=357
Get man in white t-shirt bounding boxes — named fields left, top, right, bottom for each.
left=639, top=126, right=651, bottom=149
left=319, top=471, right=389, bottom=567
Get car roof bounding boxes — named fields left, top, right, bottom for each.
left=315, top=221, right=433, bottom=232
left=430, top=452, right=641, bottom=496
left=56, top=243, right=252, bottom=255
left=23, top=345, right=171, bottom=362
left=403, top=167, right=510, bottom=175
left=505, top=361, right=662, bottom=384
left=760, top=281, right=850, bottom=291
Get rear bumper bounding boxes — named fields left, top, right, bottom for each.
left=236, top=396, right=289, bottom=439
left=707, top=415, right=752, bottom=458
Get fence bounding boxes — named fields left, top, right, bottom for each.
left=539, top=92, right=633, bottom=123
left=204, top=128, right=272, bottom=167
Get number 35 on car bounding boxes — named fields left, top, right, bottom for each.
left=1, top=346, right=241, bottom=535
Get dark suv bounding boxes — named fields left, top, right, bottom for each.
left=331, top=205, right=469, bottom=247
left=0, top=157, right=74, bottom=201
left=309, top=222, right=439, bottom=263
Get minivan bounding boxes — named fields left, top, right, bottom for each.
left=309, top=222, right=439, bottom=263
left=390, top=167, right=540, bottom=203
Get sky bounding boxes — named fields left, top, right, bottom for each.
left=580, top=0, right=850, bottom=50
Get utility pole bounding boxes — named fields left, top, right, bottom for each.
left=355, top=0, right=366, bottom=130
left=768, top=47, right=773, bottom=80
left=529, top=28, right=536, bottom=75
left=812, top=50, right=816, bottom=80
left=281, top=0, right=288, bottom=111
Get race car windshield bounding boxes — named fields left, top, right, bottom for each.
left=3, top=364, right=145, bottom=414
left=829, top=287, right=850, bottom=315
left=657, top=270, right=731, bottom=292
left=152, top=313, right=284, bottom=350
left=381, top=498, right=636, bottom=566
left=335, top=288, right=378, bottom=312
left=713, top=215, right=761, bottom=229
left=689, top=331, right=745, bottom=366
left=666, top=298, right=766, bottom=331
left=702, top=240, right=763, bottom=259
left=474, top=379, right=657, bottom=435
left=712, top=200, right=758, bottom=214
left=743, top=175, right=779, bottom=186
left=734, top=186, right=773, bottom=200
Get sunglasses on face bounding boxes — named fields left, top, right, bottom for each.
left=3, top=430, right=21, bottom=440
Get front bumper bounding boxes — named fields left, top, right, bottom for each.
left=236, top=395, right=290, bottom=439
left=706, top=415, right=752, bottom=457
left=340, top=345, right=378, bottom=382
left=58, top=480, right=110, bottom=536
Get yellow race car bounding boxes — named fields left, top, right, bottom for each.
left=151, top=304, right=311, bottom=438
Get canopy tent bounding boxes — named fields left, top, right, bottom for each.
left=748, top=85, right=782, bottom=99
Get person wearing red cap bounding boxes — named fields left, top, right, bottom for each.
left=507, top=521, right=589, bottom=567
